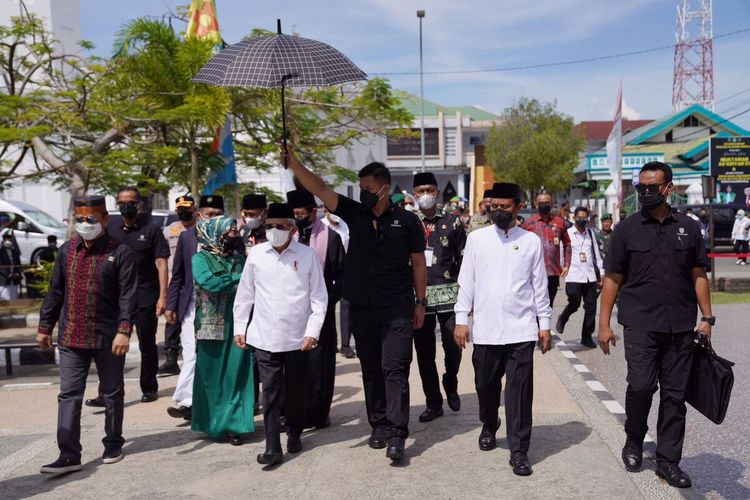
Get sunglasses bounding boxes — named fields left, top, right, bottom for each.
left=634, top=183, right=669, bottom=195
left=263, top=223, right=292, bottom=230
left=117, top=201, right=139, bottom=208
left=75, top=216, right=98, bottom=224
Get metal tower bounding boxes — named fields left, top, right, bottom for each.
left=672, top=0, right=714, bottom=111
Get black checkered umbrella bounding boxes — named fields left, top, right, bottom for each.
left=194, top=20, right=367, bottom=165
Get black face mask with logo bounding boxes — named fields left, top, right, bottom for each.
left=360, top=185, right=385, bottom=209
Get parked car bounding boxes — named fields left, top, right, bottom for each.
left=0, top=200, right=67, bottom=266
left=675, top=203, right=746, bottom=247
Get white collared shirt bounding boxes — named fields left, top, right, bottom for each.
left=321, top=217, right=349, bottom=252
left=566, top=227, right=604, bottom=283
left=233, top=239, right=328, bottom=353
left=455, top=224, right=551, bottom=345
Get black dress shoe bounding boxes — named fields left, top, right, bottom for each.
left=85, top=396, right=105, bottom=408
left=256, top=451, right=283, bottom=466
left=314, top=417, right=331, bottom=429
left=287, top=434, right=302, bottom=453
left=509, top=451, right=533, bottom=476
left=386, top=437, right=405, bottom=463
left=447, top=393, right=461, bottom=412
left=368, top=427, right=387, bottom=449
left=656, top=462, right=692, bottom=488
left=340, top=346, right=356, bottom=359
left=478, top=425, right=497, bottom=451
left=555, top=318, right=565, bottom=334
left=229, top=434, right=243, bottom=446
left=141, top=392, right=158, bottom=403
left=156, top=359, right=180, bottom=377
left=167, top=405, right=192, bottom=420
left=418, top=407, right=444, bottom=423
left=580, top=338, right=597, bottom=348
left=621, top=440, right=643, bottom=472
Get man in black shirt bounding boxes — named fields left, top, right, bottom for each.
left=97, top=187, right=170, bottom=404
left=285, top=146, right=427, bottom=464
left=598, top=161, right=713, bottom=489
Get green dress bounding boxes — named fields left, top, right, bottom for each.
left=191, top=251, right=254, bottom=438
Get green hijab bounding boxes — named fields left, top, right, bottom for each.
left=196, top=216, right=236, bottom=256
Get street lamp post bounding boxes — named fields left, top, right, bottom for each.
left=417, top=10, right=426, bottom=173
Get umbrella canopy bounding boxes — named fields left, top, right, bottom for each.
left=193, top=27, right=367, bottom=88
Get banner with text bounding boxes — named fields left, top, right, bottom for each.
left=710, top=136, right=750, bottom=207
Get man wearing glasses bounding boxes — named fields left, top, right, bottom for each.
left=96, top=187, right=170, bottom=404
left=37, top=195, right=136, bottom=474
left=284, top=146, right=427, bottom=464
left=598, top=161, right=713, bottom=489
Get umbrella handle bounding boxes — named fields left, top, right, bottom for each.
left=281, top=80, right=288, bottom=169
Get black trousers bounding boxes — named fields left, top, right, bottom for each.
left=134, top=303, right=159, bottom=394
left=547, top=275, right=560, bottom=306
left=350, top=301, right=413, bottom=439
left=339, top=298, right=352, bottom=349
left=164, top=320, right=181, bottom=353
left=255, top=348, right=308, bottom=452
left=734, top=240, right=748, bottom=263
left=473, top=342, right=535, bottom=454
left=623, top=328, right=694, bottom=464
left=304, top=305, right=338, bottom=426
left=558, top=281, right=598, bottom=341
left=413, top=311, right=462, bottom=409
left=58, top=346, right=125, bottom=460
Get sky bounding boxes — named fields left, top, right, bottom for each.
left=79, top=0, right=750, bottom=128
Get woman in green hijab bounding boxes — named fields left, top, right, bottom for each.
left=191, top=216, right=254, bottom=445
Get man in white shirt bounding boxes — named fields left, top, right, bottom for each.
left=454, top=182, right=552, bottom=477
left=555, top=207, right=604, bottom=348
left=233, top=203, right=328, bottom=467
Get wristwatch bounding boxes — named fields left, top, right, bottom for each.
left=415, top=297, right=428, bottom=306
left=701, top=316, right=716, bottom=326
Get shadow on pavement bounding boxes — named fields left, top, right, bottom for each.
left=681, top=453, right=750, bottom=499
left=0, top=460, right=98, bottom=498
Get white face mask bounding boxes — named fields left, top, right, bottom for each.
left=244, top=217, right=262, bottom=230
left=75, top=222, right=103, bottom=241
left=2, top=240, right=12, bottom=249
left=404, top=204, right=416, bottom=212
left=416, top=194, right=437, bottom=210
left=267, top=227, right=291, bottom=248
left=327, top=214, right=341, bottom=225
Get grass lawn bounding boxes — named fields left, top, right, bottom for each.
left=711, top=292, right=750, bottom=304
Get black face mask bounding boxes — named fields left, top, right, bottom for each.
left=574, top=219, right=588, bottom=229
left=177, top=211, right=194, bottom=222
left=492, top=209, right=514, bottom=230
left=223, top=236, right=245, bottom=255
left=119, top=203, right=139, bottom=219
left=538, top=204, right=552, bottom=216
left=360, top=186, right=384, bottom=209
left=638, top=191, right=666, bottom=211
left=295, top=217, right=311, bottom=231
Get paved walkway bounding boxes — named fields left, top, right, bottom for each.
left=0, top=332, right=682, bottom=499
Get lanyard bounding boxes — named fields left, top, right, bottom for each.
left=421, top=220, right=436, bottom=241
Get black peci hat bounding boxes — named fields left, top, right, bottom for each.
left=242, top=194, right=267, bottom=210
left=267, top=203, right=294, bottom=219
left=286, top=189, right=316, bottom=209
left=74, top=195, right=106, bottom=208
left=482, top=189, right=493, bottom=199
left=199, top=195, right=224, bottom=210
left=413, top=172, right=438, bottom=188
left=490, top=182, right=522, bottom=200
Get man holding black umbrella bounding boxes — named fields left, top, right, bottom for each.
left=284, top=146, right=427, bottom=464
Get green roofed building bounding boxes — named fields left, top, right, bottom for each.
left=386, top=91, right=502, bottom=205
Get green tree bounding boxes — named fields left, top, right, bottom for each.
left=485, top=97, right=584, bottom=197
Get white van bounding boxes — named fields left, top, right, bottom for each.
left=0, top=199, right=67, bottom=265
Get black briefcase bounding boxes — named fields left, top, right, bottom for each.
left=686, top=334, right=734, bottom=425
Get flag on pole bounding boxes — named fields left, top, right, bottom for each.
left=606, top=82, right=623, bottom=207
left=186, top=0, right=236, bottom=195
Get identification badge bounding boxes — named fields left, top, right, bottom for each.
left=579, top=252, right=587, bottom=263
left=425, top=247, right=434, bottom=268
left=553, top=237, right=560, bottom=246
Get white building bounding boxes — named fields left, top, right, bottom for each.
left=0, top=0, right=81, bottom=221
